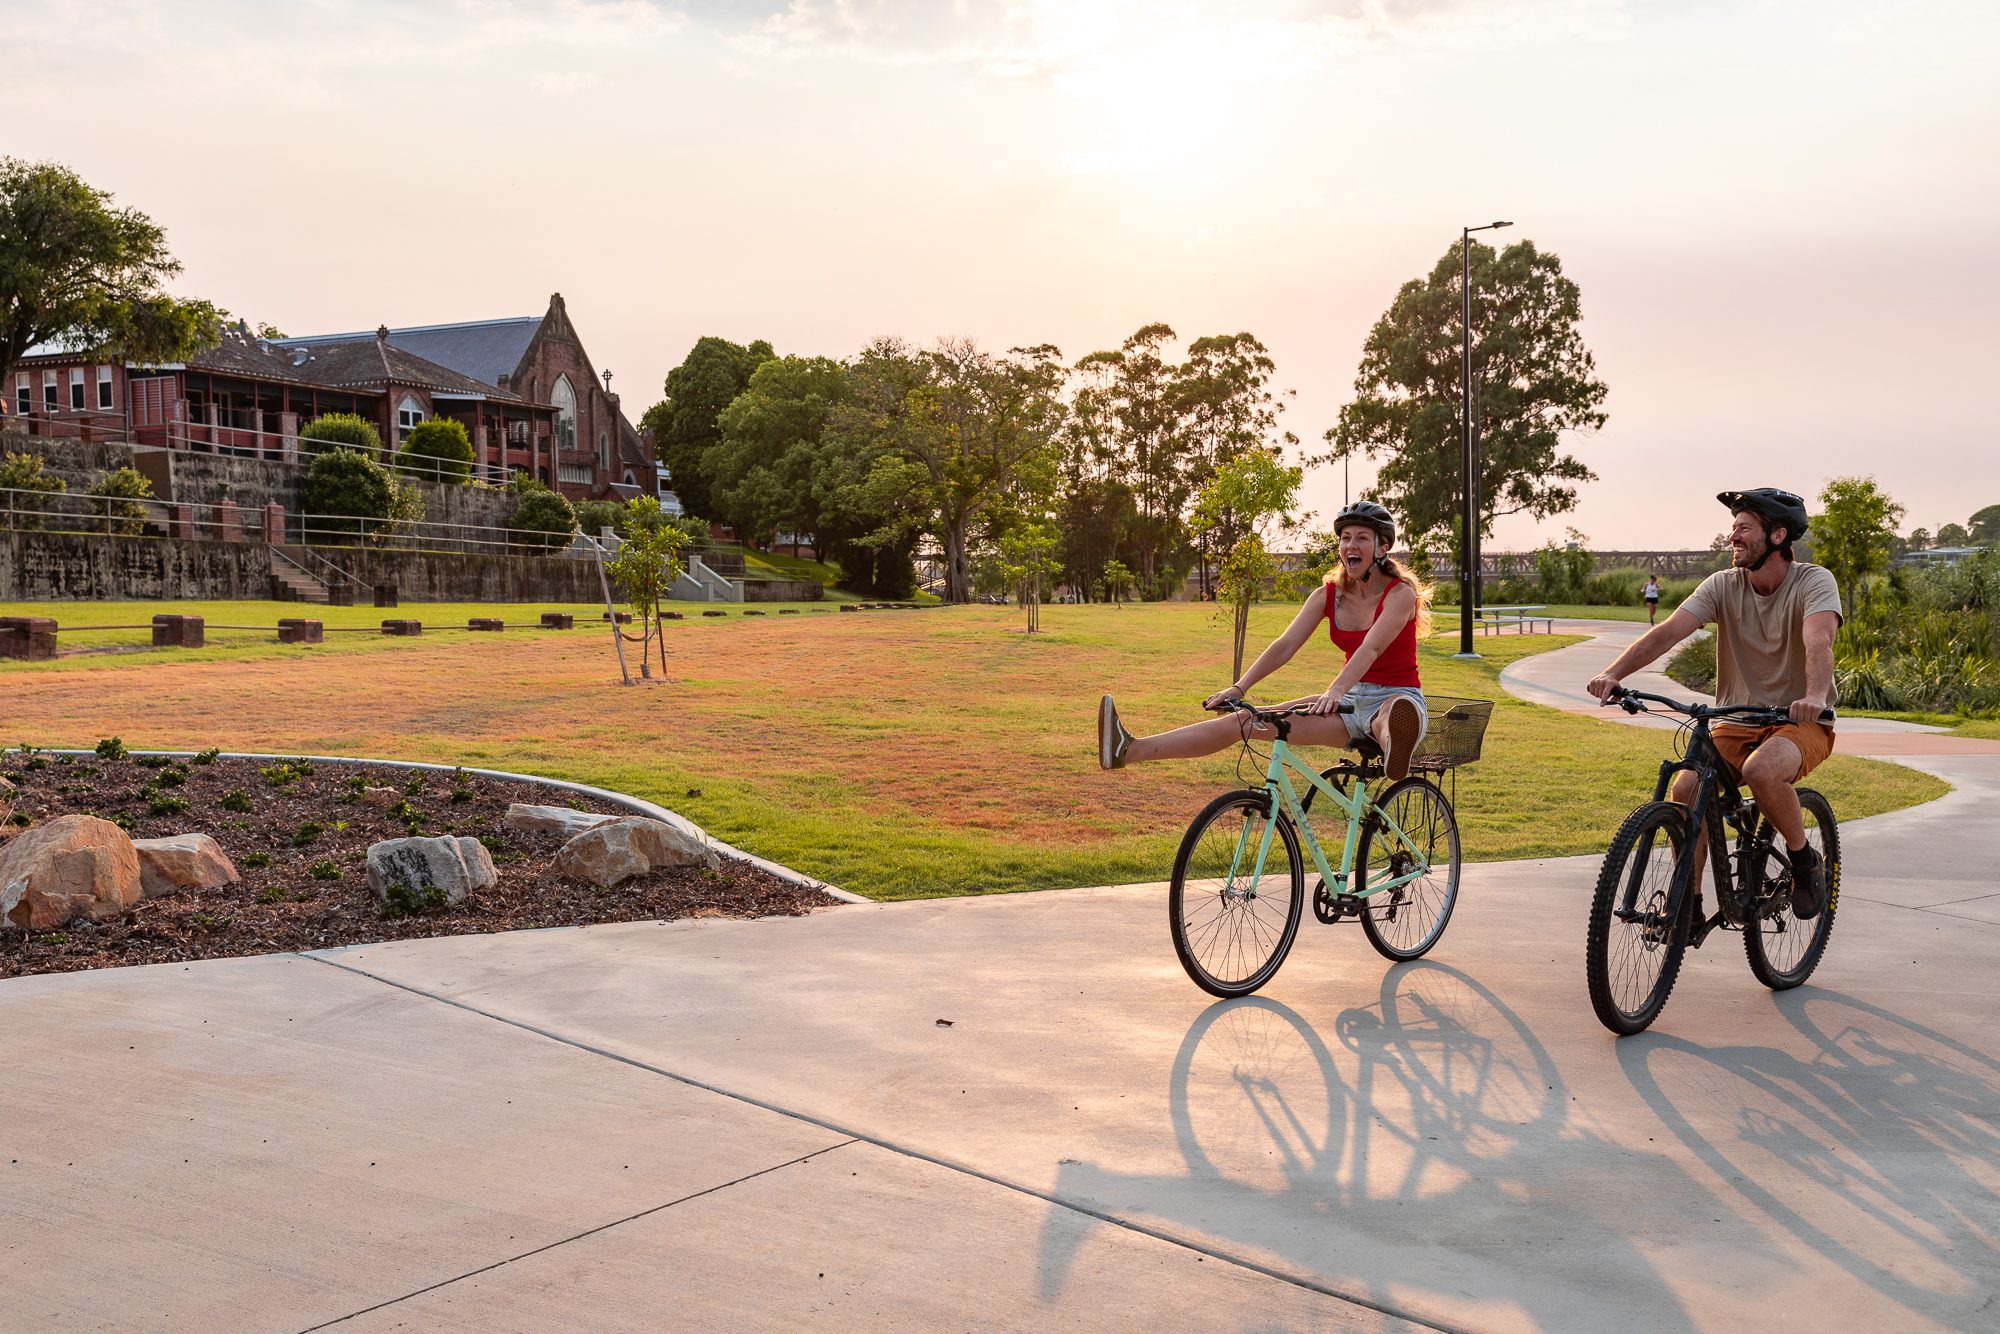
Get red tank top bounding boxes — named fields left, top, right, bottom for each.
left=1325, top=581, right=1422, bottom=688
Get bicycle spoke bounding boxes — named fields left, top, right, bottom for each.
left=1171, top=794, right=1305, bottom=996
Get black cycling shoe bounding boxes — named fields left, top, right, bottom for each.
left=1789, top=844, right=1825, bottom=920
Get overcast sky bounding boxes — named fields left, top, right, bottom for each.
left=12, top=0, right=1998, bottom=549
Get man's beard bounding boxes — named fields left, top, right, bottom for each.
left=1733, top=534, right=1774, bottom=572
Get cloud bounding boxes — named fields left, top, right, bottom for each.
left=732, top=0, right=1636, bottom=75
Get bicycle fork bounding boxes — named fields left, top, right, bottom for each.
left=1618, top=759, right=1726, bottom=943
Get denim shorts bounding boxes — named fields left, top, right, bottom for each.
left=1344, top=683, right=1428, bottom=747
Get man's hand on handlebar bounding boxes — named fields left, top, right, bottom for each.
left=1789, top=697, right=1834, bottom=727
left=1587, top=672, right=1621, bottom=702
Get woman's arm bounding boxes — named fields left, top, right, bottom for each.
left=1302, top=581, right=1416, bottom=713
left=1204, top=585, right=1327, bottom=708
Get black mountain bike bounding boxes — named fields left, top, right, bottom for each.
left=1585, top=686, right=1840, bottom=1035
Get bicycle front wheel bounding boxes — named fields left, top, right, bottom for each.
left=1169, top=790, right=1306, bottom=998
left=1744, top=788, right=1840, bottom=989
left=1586, top=801, right=1694, bottom=1035
left=1355, top=776, right=1461, bottom=961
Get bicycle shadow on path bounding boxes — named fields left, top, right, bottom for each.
left=1034, top=963, right=1705, bottom=1333
left=1615, top=986, right=2000, bottom=1330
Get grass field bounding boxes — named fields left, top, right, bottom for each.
left=2, top=601, right=1945, bottom=899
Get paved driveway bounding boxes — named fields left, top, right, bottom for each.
left=4, top=626, right=1996, bottom=1332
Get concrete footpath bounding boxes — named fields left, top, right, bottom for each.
left=4, top=625, right=1997, bottom=1332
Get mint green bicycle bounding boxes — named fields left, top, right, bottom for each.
left=1168, top=696, right=1492, bottom=997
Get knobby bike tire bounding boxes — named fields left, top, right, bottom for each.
left=1586, top=801, right=1694, bottom=1036
left=1743, top=787, right=1840, bottom=990
left=1355, top=776, right=1462, bottom=962
left=1169, top=789, right=1306, bottom=998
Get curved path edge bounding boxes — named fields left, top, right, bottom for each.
left=25, top=746, right=867, bottom=905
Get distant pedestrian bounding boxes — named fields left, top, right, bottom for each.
left=1643, top=572, right=1662, bottom=625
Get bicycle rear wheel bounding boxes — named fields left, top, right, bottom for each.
left=1355, top=776, right=1460, bottom=961
left=1169, top=790, right=1306, bottom=998
left=1586, top=801, right=1694, bottom=1035
left=1744, top=788, right=1840, bottom=989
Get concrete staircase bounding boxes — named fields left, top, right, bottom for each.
left=269, top=547, right=330, bottom=602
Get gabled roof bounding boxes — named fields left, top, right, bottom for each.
left=276, top=317, right=541, bottom=390
left=175, top=329, right=526, bottom=400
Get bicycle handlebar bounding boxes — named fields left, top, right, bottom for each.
left=1210, top=696, right=1354, bottom=722
left=1603, top=685, right=1834, bottom=725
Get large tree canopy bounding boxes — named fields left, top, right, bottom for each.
left=1328, top=238, right=1607, bottom=550
left=709, top=354, right=853, bottom=550
left=644, top=335, right=774, bottom=522
left=0, top=158, right=220, bottom=384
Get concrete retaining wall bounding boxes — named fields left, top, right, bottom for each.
left=0, top=531, right=272, bottom=601
left=0, top=531, right=606, bottom=603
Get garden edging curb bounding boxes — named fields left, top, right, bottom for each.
left=29, top=749, right=868, bottom=905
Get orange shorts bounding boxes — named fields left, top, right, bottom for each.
left=1709, top=721, right=1836, bottom=783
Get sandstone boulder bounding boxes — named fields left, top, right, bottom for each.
left=0, top=815, right=143, bottom=930
left=132, top=834, right=239, bottom=897
left=555, top=816, right=717, bottom=887
left=453, top=836, right=500, bottom=891
left=364, top=836, right=487, bottom=907
left=504, top=803, right=617, bottom=839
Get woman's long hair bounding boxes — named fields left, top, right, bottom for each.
left=1324, top=554, right=1435, bottom=639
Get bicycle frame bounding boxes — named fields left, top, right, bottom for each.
left=1228, top=738, right=1432, bottom=904
left=1623, top=723, right=1763, bottom=931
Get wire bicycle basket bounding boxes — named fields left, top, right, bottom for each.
left=1409, top=696, right=1494, bottom=772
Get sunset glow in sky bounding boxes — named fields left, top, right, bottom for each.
left=13, top=0, right=1998, bottom=548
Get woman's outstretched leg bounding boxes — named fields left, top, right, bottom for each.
left=1100, top=695, right=1351, bottom=769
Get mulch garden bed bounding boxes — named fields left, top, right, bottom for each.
left=0, top=745, right=840, bottom=978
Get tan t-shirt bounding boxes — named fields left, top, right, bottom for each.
left=1679, top=562, right=1843, bottom=712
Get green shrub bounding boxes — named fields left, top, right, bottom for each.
left=510, top=481, right=578, bottom=553
left=574, top=499, right=626, bottom=540
left=291, top=821, right=323, bottom=847
left=1664, top=633, right=1716, bottom=693
left=88, top=466, right=154, bottom=536
left=380, top=882, right=449, bottom=919
left=300, top=412, right=384, bottom=459
left=300, top=447, right=394, bottom=543
left=0, top=451, right=67, bottom=530
left=1837, top=650, right=1905, bottom=711
left=95, top=737, right=127, bottom=761
left=307, top=858, right=341, bottom=880
left=147, top=795, right=191, bottom=817
left=193, top=747, right=220, bottom=765
left=241, top=851, right=272, bottom=869
left=399, top=418, right=474, bottom=484
left=261, top=760, right=308, bottom=788
left=221, top=789, right=253, bottom=813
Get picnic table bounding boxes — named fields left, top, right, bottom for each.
left=1473, top=604, right=1555, bottom=635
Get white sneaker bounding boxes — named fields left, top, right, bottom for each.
left=1099, top=695, right=1133, bottom=770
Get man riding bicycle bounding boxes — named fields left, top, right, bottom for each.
left=1586, top=488, right=1842, bottom=920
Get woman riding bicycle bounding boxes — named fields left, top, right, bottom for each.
left=1099, top=501, right=1433, bottom=780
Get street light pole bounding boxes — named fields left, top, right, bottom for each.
left=1455, top=219, right=1512, bottom=658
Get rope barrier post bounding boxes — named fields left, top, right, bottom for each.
left=588, top=535, right=631, bottom=686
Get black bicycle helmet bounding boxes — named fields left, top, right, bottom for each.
left=1333, top=501, right=1396, bottom=550
left=1718, top=488, right=1809, bottom=567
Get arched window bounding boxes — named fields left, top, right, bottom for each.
left=396, top=394, right=424, bottom=444
left=551, top=375, right=577, bottom=452
left=599, top=431, right=609, bottom=471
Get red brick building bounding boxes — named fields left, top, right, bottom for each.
left=279, top=294, right=654, bottom=500
left=4, top=293, right=653, bottom=504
